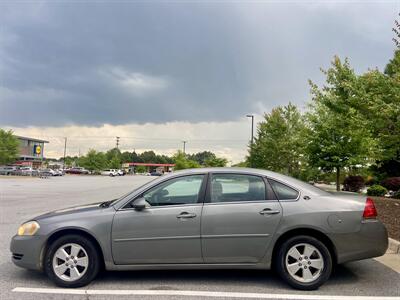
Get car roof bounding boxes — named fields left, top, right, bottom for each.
left=169, top=167, right=290, bottom=180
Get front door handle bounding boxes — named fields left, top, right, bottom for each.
left=177, top=212, right=197, bottom=219
left=259, top=208, right=280, bottom=215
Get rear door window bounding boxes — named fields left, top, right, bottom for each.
left=210, top=174, right=268, bottom=203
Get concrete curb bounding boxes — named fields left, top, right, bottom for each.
left=388, top=238, right=400, bottom=254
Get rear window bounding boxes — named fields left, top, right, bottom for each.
left=269, top=179, right=299, bottom=200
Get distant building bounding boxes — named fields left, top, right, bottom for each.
left=14, top=135, right=49, bottom=169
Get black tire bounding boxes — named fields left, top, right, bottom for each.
left=276, top=235, right=332, bottom=290
left=44, top=234, right=100, bottom=288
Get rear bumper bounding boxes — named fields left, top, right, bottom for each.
left=10, top=235, right=46, bottom=271
left=329, top=220, right=388, bottom=264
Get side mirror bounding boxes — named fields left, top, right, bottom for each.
left=131, top=197, right=148, bottom=210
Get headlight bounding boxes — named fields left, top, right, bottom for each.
left=17, top=221, right=40, bottom=236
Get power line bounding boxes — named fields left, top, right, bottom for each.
left=25, top=135, right=248, bottom=142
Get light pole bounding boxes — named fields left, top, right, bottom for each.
left=246, top=114, right=254, bottom=145
left=63, top=137, right=67, bottom=170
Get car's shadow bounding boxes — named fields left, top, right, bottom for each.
left=13, top=263, right=361, bottom=291
left=91, top=264, right=364, bottom=292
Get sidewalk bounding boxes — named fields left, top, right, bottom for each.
left=374, top=238, right=400, bottom=273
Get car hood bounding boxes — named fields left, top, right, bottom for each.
left=34, top=200, right=116, bottom=220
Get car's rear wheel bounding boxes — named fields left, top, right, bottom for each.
left=276, top=235, right=332, bottom=290
left=44, top=234, right=100, bottom=287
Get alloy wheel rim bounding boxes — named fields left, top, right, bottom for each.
left=285, top=243, right=324, bottom=283
left=52, top=243, right=89, bottom=282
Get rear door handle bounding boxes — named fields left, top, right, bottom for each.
left=259, top=208, right=280, bottom=215
left=177, top=212, right=197, bottom=219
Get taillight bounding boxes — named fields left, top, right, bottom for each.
left=363, top=197, right=378, bottom=219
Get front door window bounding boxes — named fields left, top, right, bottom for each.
left=143, top=175, right=204, bottom=206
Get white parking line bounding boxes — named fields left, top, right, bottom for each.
left=12, top=287, right=400, bottom=299
left=374, top=254, right=400, bottom=274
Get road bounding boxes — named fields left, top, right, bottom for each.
left=0, top=175, right=399, bottom=300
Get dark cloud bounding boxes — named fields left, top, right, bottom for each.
left=0, top=1, right=396, bottom=127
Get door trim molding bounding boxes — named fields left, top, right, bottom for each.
left=114, top=235, right=200, bottom=243
left=202, top=233, right=270, bottom=239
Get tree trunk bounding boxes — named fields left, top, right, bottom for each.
left=336, top=166, right=340, bottom=191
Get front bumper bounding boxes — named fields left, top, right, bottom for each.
left=329, top=220, right=388, bottom=264
left=10, top=235, right=46, bottom=271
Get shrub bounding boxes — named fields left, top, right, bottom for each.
left=393, top=190, right=400, bottom=199
left=367, top=185, right=388, bottom=197
left=381, top=177, right=400, bottom=191
left=343, top=176, right=365, bottom=192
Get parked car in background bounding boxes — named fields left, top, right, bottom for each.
left=11, top=167, right=39, bottom=176
left=101, top=169, right=118, bottom=176
left=0, top=166, right=17, bottom=175
left=39, top=169, right=57, bottom=177
left=65, top=167, right=90, bottom=175
left=116, top=169, right=125, bottom=176
left=10, top=168, right=388, bottom=290
left=150, top=171, right=163, bottom=176
left=55, top=169, right=65, bottom=176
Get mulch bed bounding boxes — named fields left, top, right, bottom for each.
left=372, top=197, right=400, bottom=241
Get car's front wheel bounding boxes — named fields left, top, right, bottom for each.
left=276, top=235, right=332, bottom=290
left=44, top=234, right=100, bottom=287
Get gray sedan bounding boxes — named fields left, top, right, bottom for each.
left=10, top=168, right=388, bottom=290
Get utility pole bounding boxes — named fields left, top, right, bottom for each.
left=63, top=137, right=67, bottom=170
left=246, top=114, right=254, bottom=145
left=116, top=136, right=120, bottom=149
left=182, top=141, right=187, bottom=154
left=246, top=114, right=254, bottom=168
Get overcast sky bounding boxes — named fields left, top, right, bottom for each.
left=0, top=1, right=398, bottom=162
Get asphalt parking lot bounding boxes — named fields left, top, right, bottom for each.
left=0, top=175, right=399, bottom=300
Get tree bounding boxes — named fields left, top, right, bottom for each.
left=232, top=161, right=248, bottom=167
left=135, top=165, right=147, bottom=173
left=247, top=103, right=307, bottom=177
left=356, top=51, right=400, bottom=178
left=187, top=151, right=228, bottom=167
left=188, top=151, right=217, bottom=165
left=105, top=148, right=121, bottom=169
left=62, top=156, right=78, bottom=167
left=204, top=156, right=228, bottom=167
left=80, top=149, right=108, bottom=171
left=132, top=151, right=143, bottom=163
left=140, top=151, right=157, bottom=163
left=173, top=151, right=200, bottom=170
left=0, top=129, right=19, bottom=165
left=109, top=156, right=121, bottom=169
left=306, top=57, right=376, bottom=191
left=121, top=151, right=133, bottom=163
left=106, top=148, right=121, bottom=162
left=384, top=50, right=400, bottom=76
